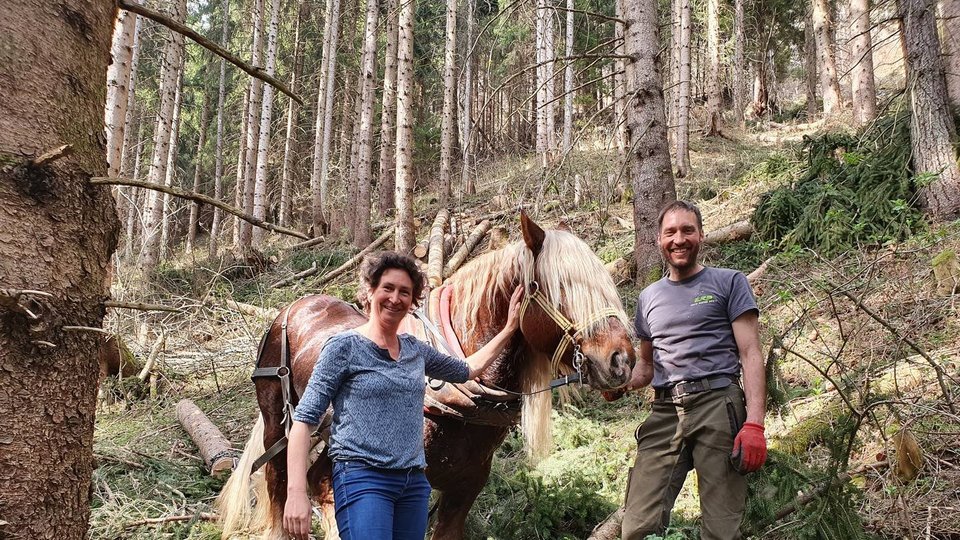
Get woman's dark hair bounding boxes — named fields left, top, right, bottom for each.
left=356, top=251, right=427, bottom=312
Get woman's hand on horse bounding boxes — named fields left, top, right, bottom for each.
left=282, top=491, right=313, bottom=540
left=504, top=285, right=524, bottom=333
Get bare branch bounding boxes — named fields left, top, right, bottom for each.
left=104, top=300, right=181, bottom=313
left=117, top=0, right=303, bottom=105
left=90, top=177, right=309, bottom=240
left=62, top=325, right=113, bottom=335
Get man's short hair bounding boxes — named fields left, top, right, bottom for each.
left=657, top=200, right=703, bottom=232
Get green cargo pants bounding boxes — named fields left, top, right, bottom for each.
left=621, top=384, right=748, bottom=540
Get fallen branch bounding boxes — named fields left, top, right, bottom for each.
left=272, top=226, right=395, bottom=288
left=124, top=512, right=217, bottom=528
left=444, top=220, right=491, bottom=278
left=117, top=0, right=302, bottom=105
left=90, top=177, right=309, bottom=240
left=216, top=298, right=279, bottom=320
left=704, top=220, right=754, bottom=245
left=747, top=256, right=775, bottom=284
left=138, top=331, right=165, bottom=383
left=270, top=262, right=318, bottom=289
left=766, top=461, right=889, bottom=525
left=104, top=300, right=181, bottom=313
left=284, top=235, right=326, bottom=252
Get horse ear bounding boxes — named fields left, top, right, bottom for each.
left=520, top=209, right=545, bottom=256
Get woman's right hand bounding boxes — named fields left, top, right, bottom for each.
left=283, top=490, right=312, bottom=540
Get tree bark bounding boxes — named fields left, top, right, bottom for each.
left=805, top=4, right=819, bottom=117
left=209, top=0, right=229, bottom=259
left=460, top=0, right=477, bottom=194
left=279, top=0, right=307, bottom=229
left=704, top=0, right=723, bottom=136
left=105, top=6, right=139, bottom=179
left=901, top=0, right=960, bottom=219
left=613, top=0, right=627, bottom=153
left=439, top=0, right=458, bottom=204
left=159, top=67, right=184, bottom=260
left=378, top=0, right=399, bottom=216
left=850, top=0, right=878, bottom=126
left=813, top=0, right=843, bottom=115
left=676, top=0, right=692, bottom=177
left=353, top=0, right=381, bottom=247
left=186, top=93, right=211, bottom=252
left=562, top=0, right=575, bottom=153
left=624, top=0, right=677, bottom=282
left=251, top=0, right=282, bottom=248
left=733, top=0, right=746, bottom=123
left=310, top=0, right=341, bottom=236
left=395, top=0, right=416, bottom=252
left=0, top=1, right=119, bottom=537
left=940, top=0, right=960, bottom=107
left=140, top=0, right=186, bottom=276
left=237, top=0, right=265, bottom=251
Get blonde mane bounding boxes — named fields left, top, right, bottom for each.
left=447, top=229, right=631, bottom=459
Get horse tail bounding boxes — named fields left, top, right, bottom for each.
left=215, top=414, right=266, bottom=539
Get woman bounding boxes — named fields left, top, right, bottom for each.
left=283, top=251, right=523, bottom=540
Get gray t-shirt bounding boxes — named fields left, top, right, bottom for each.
left=635, top=267, right=758, bottom=388
left=292, top=330, right=470, bottom=469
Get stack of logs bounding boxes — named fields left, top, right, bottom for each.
left=412, top=210, right=506, bottom=286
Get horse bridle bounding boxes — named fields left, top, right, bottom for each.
left=519, top=280, right=621, bottom=383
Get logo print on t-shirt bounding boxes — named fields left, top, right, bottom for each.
left=692, top=294, right=716, bottom=305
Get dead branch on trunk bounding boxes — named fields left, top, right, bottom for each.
left=272, top=226, right=395, bottom=288
left=104, top=300, right=181, bottom=313
left=428, top=209, right=449, bottom=287
left=704, top=220, right=754, bottom=245
left=31, top=144, right=73, bottom=167
left=117, top=0, right=302, bottom=105
left=175, top=399, right=236, bottom=475
left=90, top=177, right=310, bottom=240
left=444, top=220, right=491, bottom=278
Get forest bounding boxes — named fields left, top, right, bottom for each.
left=1, top=0, right=959, bottom=538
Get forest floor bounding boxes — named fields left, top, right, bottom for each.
left=90, top=121, right=960, bottom=539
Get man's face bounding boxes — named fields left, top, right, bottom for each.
left=657, top=209, right=703, bottom=273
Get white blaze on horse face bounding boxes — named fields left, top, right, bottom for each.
left=369, top=268, right=415, bottom=327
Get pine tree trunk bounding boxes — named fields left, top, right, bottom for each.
left=160, top=68, right=184, bottom=260
left=805, top=4, right=819, bottom=117
left=0, top=2, right=119, bottom=536
left=940, top=0, right=960, bottom=107
left=378, top=0, right=399, bottom=216
left=544, top=1, right=556, bottom=154
left=353, top=0, right=381, bottom=247
left=535, top=0, right=547, bottom=159
left=125, top=120, right=145, bottom=260
left=460, top=0, right=476, bottom=194
left=232, top=87, right=250, bottom=246
left=280, top=0, right=307, bottom=228
left=251, top=0, right=282, bottom=248
left=310, top=0, right=341, bottom=235
left=733, top=0, right=746, bottom=123
left=210, top=0, right=229, bottom=258
left=439, top=0, right=458, bottom=204
left=562, top=0, right=575, bottom=153
left=676, top=0, right=692, bottom=177
left=141, top=0, right=186, bottom=276
left=901, top=0, right=960, bottom=219
left=614, top=0, right=627, bottom=153
left=623, top=0, right=677, bottom=282
left=850, top=0, right=878, bottom=126
left=395, top=0, right=417, bottom=252
left=187, top=94, right=211, bottom=252
left=813, top=0, right=843, bottom=115
left=238, top=0, right=266, bottom=251
left=704, top=0, right=723, bottom=136
left=105, top=7, right=138, bottom=179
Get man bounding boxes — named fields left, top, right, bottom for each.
left=621, top=200, right=767, bottom=540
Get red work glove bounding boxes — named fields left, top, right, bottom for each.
left=731, top=422, right=767, bottom=473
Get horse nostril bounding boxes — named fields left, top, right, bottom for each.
left=609, top=350, right=629, bottom=375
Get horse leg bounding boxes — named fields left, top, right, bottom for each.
left=429, top=471, right=489, bottom=540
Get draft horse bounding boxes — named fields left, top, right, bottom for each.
left=217, top=213, right=636, bottom=539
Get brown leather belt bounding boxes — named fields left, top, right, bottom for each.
left=654, top=374, right=739, bottom=400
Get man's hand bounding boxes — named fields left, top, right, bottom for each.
left=283, top=490, right=313, bottom=540
left=731, top=422, right=767, bottom=473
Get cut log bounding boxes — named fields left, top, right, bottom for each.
left=427, top=209, right=449, bottom=286
left=587, top=506, right=624, bottom=540
left=444, top=220, right=491, bottom=277
left=413, top=240, right=429, bottom=260
left=175, top=399, right=236, bottom=475
left=704, top=220, right=753, bottom=245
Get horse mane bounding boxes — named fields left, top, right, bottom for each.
left=448, top=228, right=631, bottom=459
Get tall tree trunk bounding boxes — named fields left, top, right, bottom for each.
left=669, top=0, right=680, bottom=148
left=901, top=0, right=960, bottom=219
left=676, top=0, right=692, bottom=177
left=186, top=93, right=211, bottom=252
left=210, top=0, right=229, bottom=258
left=232, top=88, right=250, bottom=246
left=395, top=0, right=416, bottom=252
left=545, top=0, right=556, bottom=153
left=252, top=0, right=282, bottom=248
left=623, top=0, right=677, bottom=282
left=125, top=119, right=146, bottom=260
left=613, top=0, right=627, bottom=153
left=105, top=7, right=138, bottom=179
left=310, top=0, right=341, bottom=235
left=439, top=0, right=458, bottom=204
left=280, top=0, right=307, bottom=228
left=0, top=2, right=119, bottom=537
left=535, top=0, right=548, bottom=160
left=238, top=0, right=266, bottom=251
left=460, top=0, right=477, bottom=194
left=850, top=0, right=878, bottom=125
left=813, top=0, right=843, bottom=115
left=733, top=0, right=746, bottom=123
left=562, top=0, right=575, bottom=153
left=704, top=0, right=723, bottom=136
left=141, top=0, right=186, bottom=276
left=805, top=4, right=819, bottom=117
left=160, top=67, right=184, bottom=260
left=378, top=0, right=399, bottom=216
left=353, top=0, right=381, bottom=247
left=940, top=0, right=960, bottom=107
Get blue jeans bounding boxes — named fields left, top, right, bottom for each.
left=332, top=460, right=432, bottom=540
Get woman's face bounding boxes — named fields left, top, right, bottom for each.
left=368, top=268, right=415, bottom=326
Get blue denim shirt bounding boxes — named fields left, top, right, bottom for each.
left=292, top=330, right=469, bottom=469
